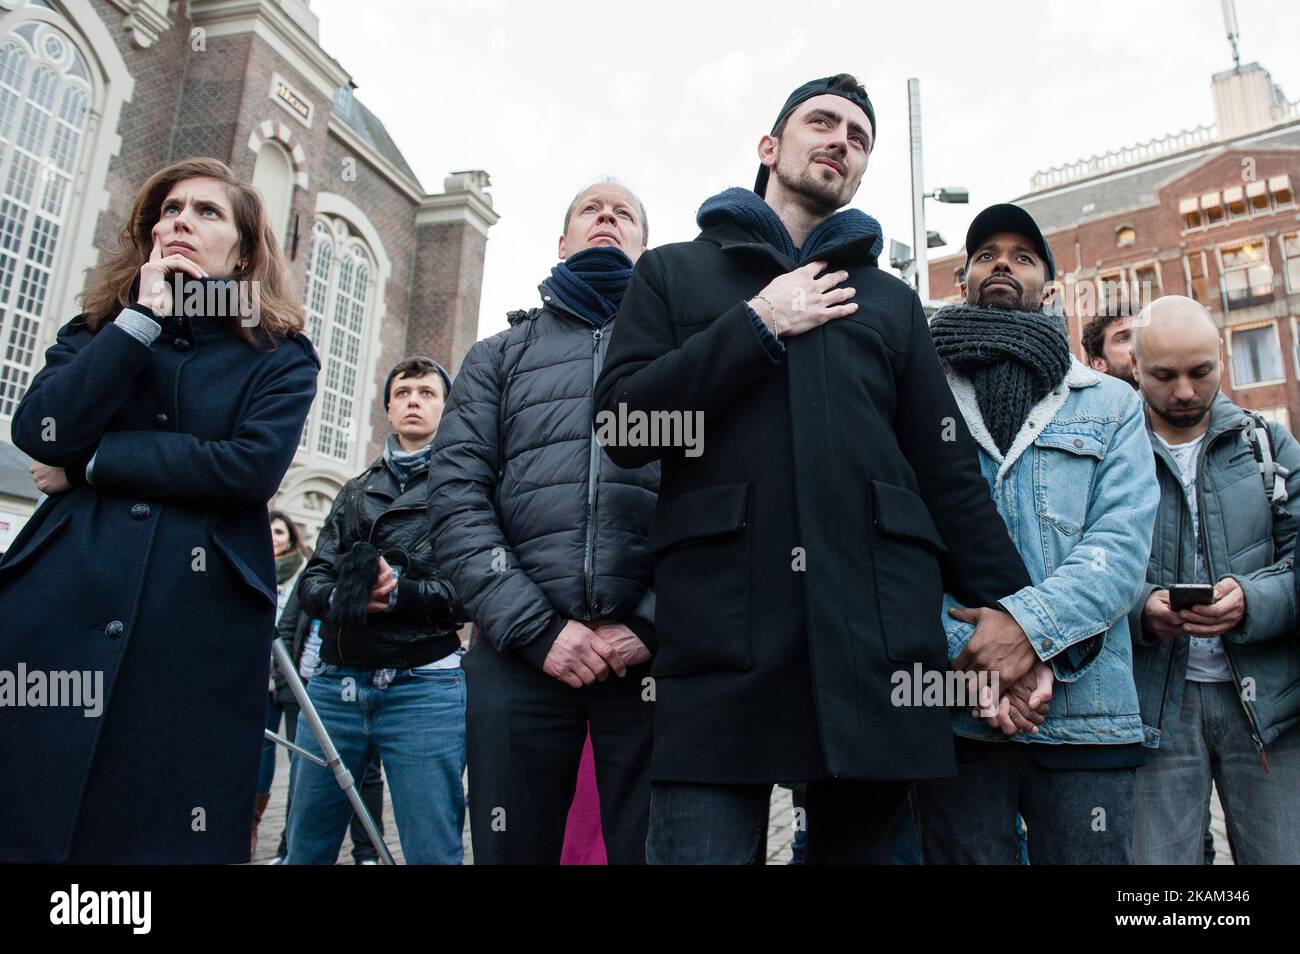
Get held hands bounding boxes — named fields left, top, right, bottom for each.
left=29, top=462, right=70, bottom=495
left=748, top=261, right=857, bottom=339
left=950, top=606, right=1037, bottom=689
left=137, top=238, right=208, bottom=316
left=975, top=661, right=1054, bottom=736
left=1142, top=580, right=1246, bottom=640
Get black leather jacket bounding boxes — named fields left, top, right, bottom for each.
left=299, top=454, right=464, bottom=669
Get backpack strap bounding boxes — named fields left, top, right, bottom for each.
left=1242, top=411, right=1289, bottom=505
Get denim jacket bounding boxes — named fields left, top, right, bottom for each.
left=942, top=358, right=1159, bottom=745
left=1128, top=392, right=1300, bottom=754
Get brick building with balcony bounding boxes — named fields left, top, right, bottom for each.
left=0, top=0, right=499, bottom=549
left=930, top=60, right=1300, bottom=432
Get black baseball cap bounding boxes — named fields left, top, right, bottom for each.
left=754, top=76, right=876, bottom=198
left=963, top=203, right=1056, bottom=280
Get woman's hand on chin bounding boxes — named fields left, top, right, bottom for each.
left=138, top=238, right=209, bottom=316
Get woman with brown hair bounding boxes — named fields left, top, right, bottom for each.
left=0, top=158, right=320, bottom=863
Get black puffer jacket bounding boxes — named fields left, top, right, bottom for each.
left=299, top=454, right=464, bottom=669
left=428, top=294, right=659, bottom=666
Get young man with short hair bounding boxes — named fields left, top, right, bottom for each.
left=287, top=356, right=467, bottom=864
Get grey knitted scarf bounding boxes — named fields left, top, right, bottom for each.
left=929, top=303, right=1071, bottom=455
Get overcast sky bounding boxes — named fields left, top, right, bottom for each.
left=312, top=0, right=1300, bottom=342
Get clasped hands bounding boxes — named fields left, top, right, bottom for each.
left=949, top=606, right=1053, bottom=737
left=542, top=619, right=650, bottom=689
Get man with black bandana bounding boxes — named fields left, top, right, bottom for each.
left=596, top=76, right=1032, bottom=864
left=913, top=204, right=1159, bottom=864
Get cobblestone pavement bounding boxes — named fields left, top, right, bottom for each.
left=254, top=737, right=1234, bottom=865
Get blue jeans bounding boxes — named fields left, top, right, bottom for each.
left=285, top=666, right=466, bottom=865
left=1134, top=680, right=1300, bottom=864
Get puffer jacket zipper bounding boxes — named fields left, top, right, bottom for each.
left=1152, top=456, right=1181, bottom=738
left=583, top=326, right=604, bottom=617
left=1193, top=425, right=1271, bottom=770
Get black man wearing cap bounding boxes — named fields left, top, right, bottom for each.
left=913, top=204, right=1159, bottom=864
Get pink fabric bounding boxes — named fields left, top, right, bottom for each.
left=560, top=729, right=607, bottom=865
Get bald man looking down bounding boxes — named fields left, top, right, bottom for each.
left=1129, top=296, right=1300, bottom=864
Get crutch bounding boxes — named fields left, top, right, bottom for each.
left=264, top=637, right=396, bottom=865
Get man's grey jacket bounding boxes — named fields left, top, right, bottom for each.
left=1129, top=392, right=1300, bottom=756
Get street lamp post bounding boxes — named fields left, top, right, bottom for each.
left=907, top=78, right=929, bottom=301
left=907, top=78, right=969, bottom=306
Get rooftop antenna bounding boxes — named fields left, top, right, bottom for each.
left=1221, top=0, right=1242, bottom=69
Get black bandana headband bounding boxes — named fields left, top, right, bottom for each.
left=754, top=76, right=877, bottom=197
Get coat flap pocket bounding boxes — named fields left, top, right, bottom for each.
left=211, top=526, right=277, bottom=605
left=647, top=482, right=749, bottom=555
left=871, top=480, right=947, bottom=553
left=0, top=506, right=72, bottom=577
left=1034, top=425, right=1106, bottom=459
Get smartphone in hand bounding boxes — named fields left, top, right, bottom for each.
left=1168, top=583, right=1215, bottom=611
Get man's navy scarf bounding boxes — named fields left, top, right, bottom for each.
left=696, top=187, right=884, bottom=264
left=545, top=246, right=635, bottom=328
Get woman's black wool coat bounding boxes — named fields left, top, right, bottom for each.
left=0, top=308, right=318, bottom=862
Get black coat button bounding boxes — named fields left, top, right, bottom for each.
left=130, top=503, right=150, bottom=520
left=104, top=621, right=124, bottom=639
left=153, top=412, right=169, bottom=428
left=173, top=338, right=191, bottom=352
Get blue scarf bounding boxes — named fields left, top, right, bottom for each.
left=544, top=246, right=635, bottom=328
left=384, top=433, right=432, bottom=486
left=696, top=187, right=884, bottom=264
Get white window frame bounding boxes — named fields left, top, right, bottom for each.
left=1183, top=250, right=1210, bottom=306
left=0, top=19, right=94, bottom=420
left=0, top=2, right=134, bottom=434
left=1227, top=319, right=1286, bottom=390
left=297, top=216, right=378, bottom=467
left=1128, top=259, right=1162, bottom=312
left=1283, top=231, right=1300, bottom=296
left=1217, top=235, right=1274, bottom=311
left=1290, top=316, right=1300, bottom=379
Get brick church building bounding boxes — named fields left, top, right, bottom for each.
left=929, top=58, right=1300, bottom=432
left=0, top=0, right=498, bottom=548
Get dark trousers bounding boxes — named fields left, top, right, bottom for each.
left=914, top=741, right=1136, bottom=864
left=647, top=779, right=909, bottom=864
left=464, top=640, right=653, bottom=864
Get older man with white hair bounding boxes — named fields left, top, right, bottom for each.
left=1129, top=295, right=1300, bottom=864
left=428, top=179, right=659, bottom=864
